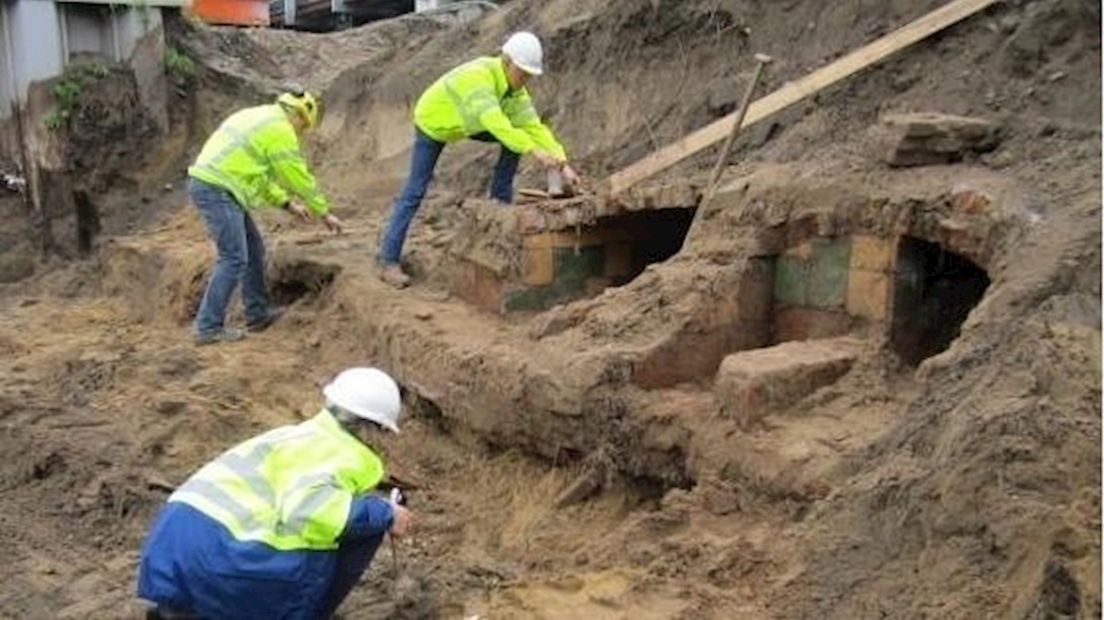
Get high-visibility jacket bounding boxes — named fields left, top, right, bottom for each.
left=414, top=56, right=567, bottom=160
left=188, top=104, right=330, bottom=216
left=169, top=409, right=384, bottom=551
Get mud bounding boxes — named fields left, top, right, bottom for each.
left=0, top=0, right=1100, bottom=618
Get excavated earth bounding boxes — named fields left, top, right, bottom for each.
left=0, top=0, right=1100, bottom=618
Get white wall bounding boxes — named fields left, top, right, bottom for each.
left=0, top=1, right=165, bottom=122
left=0, top=2, right=15, bottom=119
left=415, top=0, right=455, bottom=12
left=64, top=3, right=115, bottom=62
left=115, top=5, right=162, bottom=60
left=8, top=1, right=65, bottom=97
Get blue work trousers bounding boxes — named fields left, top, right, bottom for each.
left=189, top=178, right=270, bottom=335
left=377, top=129, right=520, bottom=265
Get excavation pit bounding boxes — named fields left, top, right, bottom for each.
left=269, top=259, right=341, bottom=306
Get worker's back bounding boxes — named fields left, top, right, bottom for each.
left=188, top=104, right=300, bottom=210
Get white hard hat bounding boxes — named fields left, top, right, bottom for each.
left=323, top=367, right=402, bottom=433
left=502, top=31, right=544, bottom=76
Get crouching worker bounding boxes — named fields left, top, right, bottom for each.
left=137, top=367, right=413, bottom=620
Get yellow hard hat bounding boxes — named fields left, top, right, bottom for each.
left=277, top=89, right=320, bottom=129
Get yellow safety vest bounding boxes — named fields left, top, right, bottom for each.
left=188, top=104, right=330, bottom=216
left=414, top=56, right=567, bottom=160
left=169, top=409, right=384, bottom=551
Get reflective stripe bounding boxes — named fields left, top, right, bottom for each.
left=507, top=100, right=539, bottom=125
left=268, top=150, right=305, bottom=164
left=169, top=411, right=383, bottom=550
left=176, top=478, right=262, bottom=533
left=282, top=478, right=342, bottom=536
left=219, top=453, right=276, bottom=506
left=464, top=88, right=499, bottom=117
left=443, top=77, right=482, bottom=134
left=203, top=115, right=286, bottom=168
left=190, top=164, right=242, bottom=197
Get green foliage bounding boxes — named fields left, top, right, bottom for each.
left=85, top=62, right=109, bottom=79
left=164, top=48, right=196, bottom=80
left=53, top=80, right=82, bottom=110
left=42, top=63, right=112, bottom=131
left=43, top=110, right=70, bottom=131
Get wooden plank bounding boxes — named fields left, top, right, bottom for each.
left=604, top=0, right=1002, bottom=196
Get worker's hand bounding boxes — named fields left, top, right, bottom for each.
left=561, top=164, right=580, bottom=188
left=389, top=503, right=413, bottom=537
left=531, top=150, right=562, bottom=170
left=322, top=213, right=344, bottom=234
left=286, top=201, right=311, bottom=222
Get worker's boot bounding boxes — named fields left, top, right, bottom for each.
left=378, top=263, right=411, bottom=289
left=246, top=306, right=285, bottom=333
left=194, top=326, right=246, bottom=346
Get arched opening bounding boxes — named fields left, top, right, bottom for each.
left=890, top=236, right=990, bottom=365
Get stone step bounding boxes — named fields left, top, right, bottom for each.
left=714, top=337, right=862, bottom=426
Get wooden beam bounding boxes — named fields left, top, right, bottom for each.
left=604, top=0, right=1002, bottom=196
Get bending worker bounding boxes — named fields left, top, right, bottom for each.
left=189, top=88, right=344, bottom=345
left=377, top=31, right=578, bottom=288
left=137, top=367, right=413, bottom=619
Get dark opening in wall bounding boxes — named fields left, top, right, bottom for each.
left=605, top=207, right=697, bottom=286
left=74, top=190, right=100, bottom=255
left=891, top=237, right=989, bottom=365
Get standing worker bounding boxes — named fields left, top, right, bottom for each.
left=137, top=367, right=413, bottom=620
left=189, top=88, right=344, bottom=344
left=377, top=31, right=579, bottom=288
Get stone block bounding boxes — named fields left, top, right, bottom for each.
left=737, top=258, right=775, bottom=322
left=634, top=322, right=770, bottom=390
left=849, top=235, right=894, bottom=272
left=807, top=238, right=850, bottom=309
left=502, top=247, right=604, bottom=313
left=950, top=184, right=993, bottom=215
left=452, top=260, right=504, bottom=313
left=846, top=269, right=889, bottom=321
left=784, top=240, right=813, bottom=260
left=881, top=112, right=1000, bottom=167
left=714, top=338, right=861, bottom=425
left=774, top=307, right=852, bottom=342
left=522, top=232, right=554, bottom=249
left=884, top=112, right=992, bottom=140
left=522, top=245, right=554, bottom=286
left=516, top=207, right=548, bottom=234
left=774, top=256, right=808, bottom=306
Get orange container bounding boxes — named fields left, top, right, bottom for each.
left=186, top=0, right=270, bottom=26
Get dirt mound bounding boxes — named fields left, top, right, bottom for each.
left=0, top=0, right=1099, bottom=618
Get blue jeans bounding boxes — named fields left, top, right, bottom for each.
left=377, top=129, right=520, bottom=264
left=189, top=178, right=270, bottom=335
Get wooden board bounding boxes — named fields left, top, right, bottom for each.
left=604, top=0, right=1002, bottom=196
